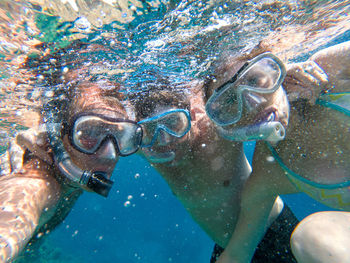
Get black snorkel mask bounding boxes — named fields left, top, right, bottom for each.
left=43, top=101, right=114, bottom=197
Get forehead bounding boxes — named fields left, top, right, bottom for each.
left=68, top=78, right=127, bottom=117
left=205, top=57, right=246, bottom=99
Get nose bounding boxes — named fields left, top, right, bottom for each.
left=157, top=130, right=172, bottom=146
left=96, top=140, right=118, bottom=161
left=243, top=92, right=267, bottom=112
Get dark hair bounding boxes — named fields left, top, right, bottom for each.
left=23, top=41, right=126, bottom=124
left=129, top=75, right=190, bottom=120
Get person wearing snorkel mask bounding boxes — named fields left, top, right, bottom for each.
left=205, top=41, right=350, bottom=263
left=130, top=77, right=299, bottom=263
left=0, top=43, right=143, bottom=262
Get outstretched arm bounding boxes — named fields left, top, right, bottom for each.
left=284, top=41, right=350, bottom=103
left=0, top=158, right=62, bottom=262
left=0, top=131, right=60, bottom=262
left=311, top=40, right=350, bottom=92
left=216, top=142, right=296, bottom=263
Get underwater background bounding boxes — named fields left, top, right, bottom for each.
left=0, top=0, right=349, bottom=262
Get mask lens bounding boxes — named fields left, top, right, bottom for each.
left=140, top=110, right=190, bottom=147
left=117, top=125, right=143, bottom=155
left=206, top=84, right=241, bottom=126
left=156, top=111, right=189, bottom=136
left=140, top=122, right=157, bottom=146
left=73, top=116, right=107, bottom=153
left=206, top=53, right=285, bottom=126
left=236, top=56, right=282, bottom=92
left=72, top=116, right=142, bottom=155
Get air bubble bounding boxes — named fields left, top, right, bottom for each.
left=74, top=16, right=91, bottom=31
left=72, top=230, right=78, bottom=237
left=266, top=156, right=275, bottom=162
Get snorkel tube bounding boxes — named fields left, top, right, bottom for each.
left=217, top=121, right=286, bottom=143
left=43, top=103, right=113, bottom=197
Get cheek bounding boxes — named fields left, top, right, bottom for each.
left=63, top=136, right=93, bottom=166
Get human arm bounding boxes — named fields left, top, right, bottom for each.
left=311, top=41, right=350, bottom=92
left=216, top=142, right=297, bottom=263
left=0, top=157, right=61, bottom=262
left=284, top=41, right=350, bottom=104
left=0, top=128, right=60, bottom=262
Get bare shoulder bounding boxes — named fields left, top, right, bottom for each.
left=291, top=211, right=350, bottom=263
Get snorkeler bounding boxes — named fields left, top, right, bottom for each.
left=0, top=43, right=143, bottom=262
left=130, top=74, right=300, bottom=263
left=205, top=41, right=350, bottom=263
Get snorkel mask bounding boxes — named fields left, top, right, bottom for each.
left=138, top=109, right=191, bottom=163
left=205, top=52, right=287, bottom=143
left=44, top=102, right=143, bottom=197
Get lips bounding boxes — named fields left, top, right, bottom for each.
left=142, top=148, right=175, bottom=163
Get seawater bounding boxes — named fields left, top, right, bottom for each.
left=1, top=0, right=349, bottom=262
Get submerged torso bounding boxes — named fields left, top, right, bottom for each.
left=271, top=93, right=350, bottom=210
left=144, top=100, right=251, bottom=248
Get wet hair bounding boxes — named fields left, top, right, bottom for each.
left=129, top=75, right=190, bottom=120
left=22, top=41, right=126, bottom=124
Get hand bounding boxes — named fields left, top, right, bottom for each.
left=0, top=126, right=52, bottom=176
left=284, top=60, right=329, bottom=105
left=15, top=125, right=53, bottom=165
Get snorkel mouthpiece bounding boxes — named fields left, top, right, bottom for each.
left=218, top=121, right=285, bottom=143
left=84, top=171, right=114, bottom=197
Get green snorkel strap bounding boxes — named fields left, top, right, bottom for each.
left=315, top=92, right=350, bottom=117
left=266, top=142, right=350, bottom=189
left=266, top=92, right=350, bottom=189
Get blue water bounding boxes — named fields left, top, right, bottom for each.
left=43, top=155, right=214, bottom=263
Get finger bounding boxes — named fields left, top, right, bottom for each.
left=287, top=61, right=327, bottom=86
left=36, top=125, right=50, bottom=147
left=292, top=69, right=320, bottom=86
left=301, top=61, right=328, bottom=85
left=8, top=141, right=25, bottom=173
left=15, top=129, right=37, bottom=152
left=0, top=151, right=11, bottom=175
left=309, top=62, right=328, bottom=84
